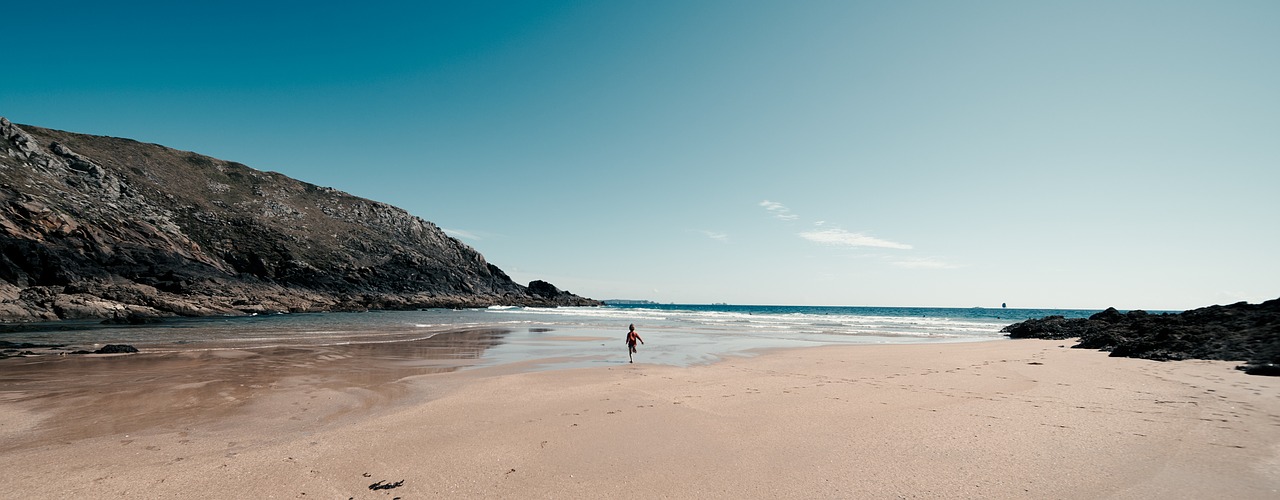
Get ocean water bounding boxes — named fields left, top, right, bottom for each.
left=1, top=304, right=1106, bottom=370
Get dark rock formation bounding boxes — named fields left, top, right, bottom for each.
left=528, top=279, right=574, bottom=299
left=1244, top=364, right=1280, bottom=376
left=1002, top=298, right=1280, bottom=375
left=0, top=117, right=600, bottom=322
left=93, top=344, right=139, bottom=354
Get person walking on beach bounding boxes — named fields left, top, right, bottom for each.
left=625, top=324, right=644, bottom=363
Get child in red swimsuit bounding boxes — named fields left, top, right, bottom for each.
left=625, top=323, right=644, bottom=363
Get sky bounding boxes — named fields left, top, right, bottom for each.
left=3, top=0, right=1277, bottom=310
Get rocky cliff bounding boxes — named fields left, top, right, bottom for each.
left=0, top=117, right=598, bottom=322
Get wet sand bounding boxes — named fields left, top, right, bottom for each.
left=0, top=328, right=509, bottom=450
left=2, top=337, right=1277, bottom=498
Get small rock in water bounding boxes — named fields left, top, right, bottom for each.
left=94, top=344, right=139, bottom=354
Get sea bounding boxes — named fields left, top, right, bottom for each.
left=1, top=304, right=1109, bottom=371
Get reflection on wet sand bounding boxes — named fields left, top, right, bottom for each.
left=0, top=328, right=510, bottom=451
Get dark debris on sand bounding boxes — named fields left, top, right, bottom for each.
left=369, top=479, right=404, bottom=490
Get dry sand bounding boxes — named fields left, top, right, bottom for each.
left=2, top=339, right=1277, bottom=499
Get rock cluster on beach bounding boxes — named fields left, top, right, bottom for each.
left=0, top=117, right=599, bottom=322
left=1002, top=298, right=1280, bottom=375
left=0, top=340, right=139, bottom=358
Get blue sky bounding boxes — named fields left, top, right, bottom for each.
left=3, top=1, right=1277, bottom=309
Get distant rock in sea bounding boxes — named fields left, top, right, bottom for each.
left=1002, top=298, right=1280, bottom=375
left=0, top=117, right=599, bottom=322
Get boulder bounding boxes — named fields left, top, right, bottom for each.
left=528, top=280, right=562, bottom=298
left=93, top=344, right=139, bottom=354
left=1242, top=363, right=1280, bottom=376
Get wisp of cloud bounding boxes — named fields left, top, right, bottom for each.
left=798, top=228, right=912, bottom=250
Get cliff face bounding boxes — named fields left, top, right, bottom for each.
left=0, top=117, right=598, bottom=321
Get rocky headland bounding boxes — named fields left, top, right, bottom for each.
left=1002, top=298, right=1280, bottom=375
left=0, top=117, right=599, bottom=323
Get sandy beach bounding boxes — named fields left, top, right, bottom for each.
left=2, top=338, right=1277, bottom=499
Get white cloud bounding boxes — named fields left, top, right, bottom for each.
left=798, top=228, right=913, bottom=250
left=890, top=257, right=959, bottom=269
left=759, top=200, right=798, bottom=221
left=700, top=230, right=729, bottom=242
left=442, top=228, right=480, bottom=240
